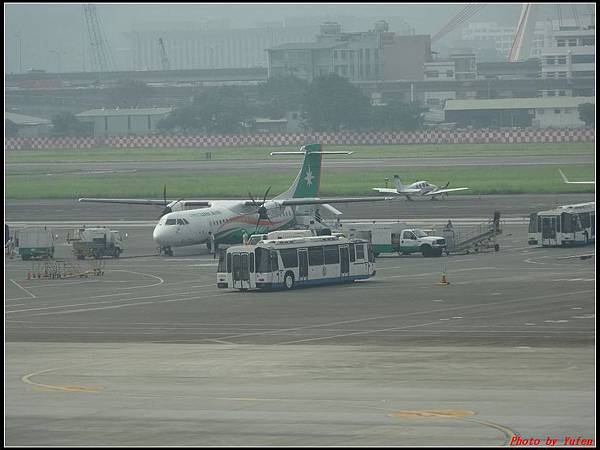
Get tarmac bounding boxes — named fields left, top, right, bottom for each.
left=4, top=195, right=596, bottom=446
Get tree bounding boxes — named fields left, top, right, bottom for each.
left=158, top=86, right=255, bottom=135
left=51, top=112, right=92, bottom=136
left=369, top=100, right=425, bottom=131
left=156, top=105, right=203, bottom=134
left=303, top=74, right=371, bottom=132
left=192, top=86, right=255, bottom=134
left=578, top=103, right=595, bottom=127
left=256, top=75, right=309, bottom=118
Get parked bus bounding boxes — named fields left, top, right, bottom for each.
left=528, top=202, right=595, bottom=247
left=217, top=232, right=376, bottom=291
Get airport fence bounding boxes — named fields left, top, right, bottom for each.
left=5, top=127, right=595, bottom=150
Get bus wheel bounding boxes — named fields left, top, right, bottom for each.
left=284, top=272, right=295, bottom=290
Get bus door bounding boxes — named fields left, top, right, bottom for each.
left=231, top=252, right=251, bottom=290
left=541, top=216, right=558, bottom=246
left=298, top=249, right=308, bottom=284
left=339, top=245, right=350, bottom=280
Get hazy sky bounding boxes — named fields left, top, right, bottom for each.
left=4, top=3, right=593, bottom=73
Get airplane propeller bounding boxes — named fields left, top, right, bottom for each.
left=247, top=186, right=273, bottom=233
left=158, top=185, right=185, bottom=218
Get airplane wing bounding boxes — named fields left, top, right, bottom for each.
left=423, top=187, right=469, bottom=196
left=372, top=188, right=421, bottom=194
left=265, top=196, right=397, bottom=207
left=372, top=188, right=400, bottom=194
left=78, top=198, right=212, bottom=207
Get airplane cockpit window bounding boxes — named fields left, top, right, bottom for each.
left=166, top=219, right=177, bottom=225
left=176, top=219, right=185, bottom=225
left=183, top=218, right=190, bottom=224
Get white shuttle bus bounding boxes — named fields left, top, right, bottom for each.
left=217, top=231, right=376, bottom=290
left=528, top=202, right=595, bottom=247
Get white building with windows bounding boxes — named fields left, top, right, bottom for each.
left=540, top=26, right=595, bottom=97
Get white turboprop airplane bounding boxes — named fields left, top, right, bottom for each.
left=372, top=174, right=469, bottom=200
left=558, top=169, right=595, bottom=185
left=79, top=143, right=395, bottom=255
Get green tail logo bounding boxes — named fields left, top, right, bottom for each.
left=278, top=143, right=323, bottom=199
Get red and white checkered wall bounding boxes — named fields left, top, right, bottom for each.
left=5, top=128, right=595, bottom=150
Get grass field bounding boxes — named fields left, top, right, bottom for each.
left=5, top=165, right=595, bottom=199
left=5, top=142, right=594, bottom=163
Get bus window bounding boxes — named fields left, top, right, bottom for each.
left=308, top=246, right=324, bottom=265
left=249, top=253, right=255, bottom=273
left=580, top=212, right=591, bottom=228
left=349, top=243, right=355, bottom=262
left=270, top=250, right=279, bottom=271
left=367, top=243, right=375, bottom=262
left=218, top=251, right=227, bottom=272
left=528, top=213, right=537, bottom=233
left=255, top=247, right=269, bottom=272
left=280, top=248, right=298, bottom=268
left=226, top=253, right=232, bottom=273
left=355, top=243, right=365, bottom=260
left=324, top=245, right=339, bottom=264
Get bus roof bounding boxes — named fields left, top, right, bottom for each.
left=227, top=235, right=368, bottom=252
left=536, top=202, right=595, bottom=216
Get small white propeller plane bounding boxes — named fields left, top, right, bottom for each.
left=372, top=174, right=469, bottom=200
left=79, top=143, right=395, bottom=255
left=558, top=169, right=595, bottom=185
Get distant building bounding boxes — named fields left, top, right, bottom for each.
left=267, top=21, right=431, bottom=83
left=444, top=96, right=595, bottom=128
left=5, top=112, right=52, bottom=137
left=423, top=53, right=477, bottom=110
left=539, top=26, right=595, bottom=97
left=461, top=22, right=516, bottom=59
left=77, top=107, right=173, bottom=136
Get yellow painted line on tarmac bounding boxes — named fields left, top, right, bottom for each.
left=388, top=409, right=517, bottom=445
left=21, top=368, right=104, bottom=393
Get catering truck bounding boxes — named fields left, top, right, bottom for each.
left=15, top=227, right=55, bottom=260
left=68, top=226, right=125, bottom=259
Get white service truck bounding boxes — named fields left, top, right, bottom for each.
left=331, top=221, right=447, bottom=257
left=68, top=227, right=125, bottom=259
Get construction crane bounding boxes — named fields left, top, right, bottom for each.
left=158, top=38, right=170, bottom=70
left=431, top=4, right=487, bottom=43
left=83, top=4, right=115, bottom=72
left=508, top=3, right=533, bottom=62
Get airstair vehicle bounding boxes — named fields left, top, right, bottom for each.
left=443, top=212, right=502, bottom=254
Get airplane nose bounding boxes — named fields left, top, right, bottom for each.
left=153, top=225, right=171, bottom=246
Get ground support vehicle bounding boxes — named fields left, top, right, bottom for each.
left=67, top=227, right=124, bottom=259
left=443, top=212, right=502, bottom=254
left=528, top=202, right=594, bottom=247
left=217, top=230, right=375, bottom=291
left=325, top=221, right=447, bottom=257
left=15, top=227, right=55, bottom=260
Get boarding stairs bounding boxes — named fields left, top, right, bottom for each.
left=444, top=212, right=503, bottom=254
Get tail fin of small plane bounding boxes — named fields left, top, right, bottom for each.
left=394, top=175, right=405, bottom=193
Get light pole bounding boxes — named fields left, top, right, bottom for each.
left=15, top=32, right=22, bottom=73
left=50, top=50, right=62, bottom=74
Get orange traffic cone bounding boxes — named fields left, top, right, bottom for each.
left=438, top=269, right=450, bottom=285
